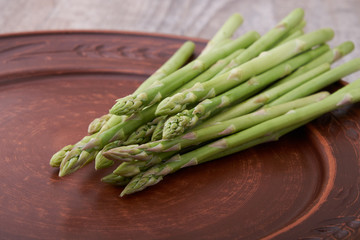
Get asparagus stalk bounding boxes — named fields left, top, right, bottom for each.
left=161, top=45, right=329, bottom=139
left=270, top=41, right=355, bottom=88
left=58, top=134, right=96, bottom=176
left=103, top=92, right=328, bottom=163
left=216, top=8, right=304, bottom=76
left=134, top=41, right=195, bottom=93
left=123, top=117, right=160, bottom=145
left=155, top=28, right=334, bottom=116
left=177, top=48, right=247, bottom=92
left=267, top=58, right=360, bottom=106
left=274, top=30, right=304, bottom=47
left=101, top=174, right=131, bottom=186
left=101, top=153, right=173, bottom=183
left=286, top=20, right=306, bottom=36
left=201, top=13, right=244, bottom=54
left=109, top=31, right=263, bottom=116
left=277, top=20, right=306, bottom=44
left=49, top=145, right=74, bottom=167
left=94, top=140, right=122, bottom=169
left=121, top=87, right=360, bottom=196
left=151, top=116, right=167, bottom=141
left=199, top=63, right=331, bottom=126
left=88, top=114, right=112, bottom=134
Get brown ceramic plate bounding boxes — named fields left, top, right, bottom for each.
left=1, top=31, right=360, bottom=240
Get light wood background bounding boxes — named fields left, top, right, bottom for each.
left=1, top=0, right=360, bottom=82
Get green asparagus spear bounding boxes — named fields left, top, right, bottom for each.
left=270, top=41, right=355, bottom=88
left=201, top=13, right=244, bottom=54
left=274, top=30, right=304, bottom=47
left=267, top=57, right=360, bottom=106
left=275, top=20, right=306, bottom=45
left=134, top=41, right=195, bottom=93
left=286, top=20, right=306, bottom=35
left=58, top=134, right=97, bottom=176
left=123, top=118, right=160, bottom=145
left=88, top=114, right=112, bottom=134
left=121, top=87, right=360, bottom=195
left=94, top=140, right=123, bottom=170
left=101, top=174, right=131, bottom=186
left=177, top=49, right=247, bottom=92
left=49, top=145, right=74, bottom=167
left=151, top=116, right=167, bottom=141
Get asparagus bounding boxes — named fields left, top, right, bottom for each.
left=278, top=20, right=306, bottom=42
left=151, top=116, right=167, bottom=141
left=270, top=41, right=355, bottom=88
left=267, top=57, right=360, bottom=106
left=101, top=151, right=175, bottom=185
left=112, top=152, right=173, bottom=176
left=111, top=161, right=149, bottom=177
left=161, top=45, right=329, bottom=138
left=201, top=13, right=244, bottom=54
left=274, top=30, right=304, bottom=47
left=155, top=29, right=334, bottom=116
left=101, top=174, right=131, bottom=186
left=177, top=49, right=247, bottom=92
left=287, top=20, right=306, bottom=35
left=109, top=31, right=262, bottom=116
left=134, top=41, right=195, bottom=93
left=49, top=145, right=74, bottom=167
left=103, top=92, right=328, bottom=163
left=58, top=135, right=97, bottom=176
left=94, top=140, right=122, bottom=170
left=121, top=87, right=360, bottom=196
left=88, top=114, right=112, bottom=134
left=216, top=8, right=304, bottom=76
left=123, top=118, right=160, bottom=145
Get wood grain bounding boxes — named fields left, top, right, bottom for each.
left=0, top=31, right=360, bottom=240
left=0, top=0, right=360, bottom=81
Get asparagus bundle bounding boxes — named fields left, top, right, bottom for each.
left=49, top=8, right=360, bottom=198
left=55, top=12, right=255, bottom=175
